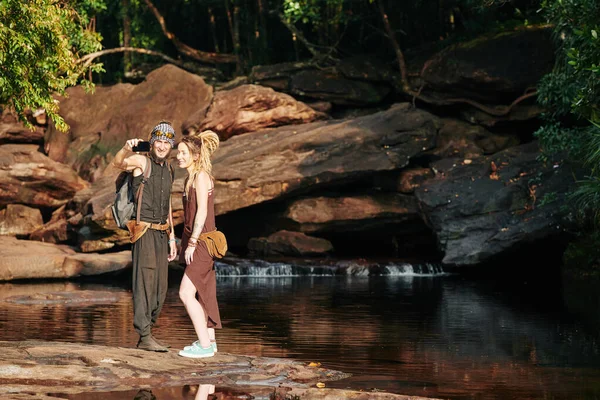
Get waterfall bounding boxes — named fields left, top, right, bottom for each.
left=215, top=259, right=446, bottom=277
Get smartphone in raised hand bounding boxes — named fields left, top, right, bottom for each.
left=132, top=141, right=151, bottom=152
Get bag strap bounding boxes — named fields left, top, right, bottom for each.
left=167, top=161, right=175, bottom=185
left=135, top=157, right=152, bottom=224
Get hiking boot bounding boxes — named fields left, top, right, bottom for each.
left=151, top=334, right=171, bottom=349
left=184, top=340, right=217, bottom=353
left=179, top=342, right=215, bottom=358
left=137, top=335, right=168, bottom=352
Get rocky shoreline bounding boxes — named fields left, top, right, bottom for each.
left=0, top=340, right=440, bottom=400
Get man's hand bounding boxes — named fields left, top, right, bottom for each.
left=168, top=240, right=177, bottom=262
left=125, top=138, right=142, bottom=152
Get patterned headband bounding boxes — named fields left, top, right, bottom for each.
left=150, top=122, right=175, bottom=147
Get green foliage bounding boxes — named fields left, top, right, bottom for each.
left=0, top=0, right=105, bottom=131
left=283, top=0, right=345, bottom=26
left=534, top=0, right=600, bottom=227
left=536, top=0, right=600, bottom=149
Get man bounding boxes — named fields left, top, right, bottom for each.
left=113, top=121, right=178, bottom=352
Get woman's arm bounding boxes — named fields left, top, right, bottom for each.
left=190, top=171, right=210, bottom=240
left=184, top=171, right=210, bottom=265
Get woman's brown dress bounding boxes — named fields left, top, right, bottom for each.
left=179, top=183, right=222, bottom=329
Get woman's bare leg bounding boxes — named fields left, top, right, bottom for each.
left=179, top=273, right=211, bottom=348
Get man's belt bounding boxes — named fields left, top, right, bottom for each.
left=148, top=222, right=170, bottom=231
left=126, top=221, right=170, bottom=243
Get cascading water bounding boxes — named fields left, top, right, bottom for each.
left=215, top=259, right=447, bottom=277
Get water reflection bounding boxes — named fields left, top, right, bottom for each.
left=1, top=272, right=600, bottom=399
left=133, top=385, right=216, bottom=400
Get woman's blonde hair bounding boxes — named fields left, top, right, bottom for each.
left=181, top=130, right=220, bottom=194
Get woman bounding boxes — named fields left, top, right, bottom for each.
left=176, top=131, right=222, bottom=358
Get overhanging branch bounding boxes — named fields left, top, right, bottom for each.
left=142, top=0, right=237, bottom=64
left=78, top=47, right=185, bottom=69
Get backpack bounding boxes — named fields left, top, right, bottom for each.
left=111, top=159, right=152, bottom=229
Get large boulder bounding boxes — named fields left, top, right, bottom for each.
left=415, top=141, right=575, bottom=265
left=0, top=144, right=90, bottom=208
left=0, top=107, right=46, bottom=144
left=196, top=84, right=327, bottom=140
left=213, top=103, right=440, bottom=214
left=0, top=237, right=131, bottom=280
left=289, top=69, right=391, bottom=106
left=29, top=205, right=72, bottom=244
left=250, top=58, right=396, bottom=106
left=283, top=194, right=420, bottom=233
left=248, top=230, right=334, bottom=257
left=422, top=27, right=555, bottom=103
left=45, top=65, right=214, bottom=181
left=0, top=204, right=43, bottom=236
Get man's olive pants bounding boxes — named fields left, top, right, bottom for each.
left=132, top=229, right=169, bottom=337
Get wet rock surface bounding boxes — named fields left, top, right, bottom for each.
left=0, top=340, right=438, bottom=400
left=415, top=142, right=577, bottom=265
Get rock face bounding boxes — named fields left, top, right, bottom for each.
left=248, top=230, right=334, bottom=257
left=415, top=141, right=575, bottom=265
left=29, top=205, right=70, bottom=243
left=0, top=26, right=571, bottom=271
left=284, top=194, right=420, bottom=233
left=0, top=107, right=46, bottom=144
left=197, top=84, right=328, bottom=140
left=45, top=64, right=214, bottom=181
left=0, top=204, right=43, bottom=236
left=422, top=27, right=555, bottom=102
left=0, top=237, right=130, bottom=280
left=250, top=58, right=397, bottom=106
left=0, top=144, right=90, bottom=208
left=213, top=103, right=440, bottom=214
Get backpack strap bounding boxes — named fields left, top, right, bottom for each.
left=135, top=157, right=152, bottom=225
left=168, top=161, right=174, bottom=183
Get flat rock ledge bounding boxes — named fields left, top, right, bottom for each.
left=0, top=341, right=439, bottom=400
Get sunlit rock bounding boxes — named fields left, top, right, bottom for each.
left=0, top=237, right=130, bottom=280
left=0, top=144, right=89, bottom=208
left=46, top=64, right=214, bottom=182
left=0, top=204, right=43, bottom=236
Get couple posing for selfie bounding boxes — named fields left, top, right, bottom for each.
left=113, top=121, right=222, bottom=358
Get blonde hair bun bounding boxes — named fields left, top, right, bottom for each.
left=198, top=130, right=220, bottom=156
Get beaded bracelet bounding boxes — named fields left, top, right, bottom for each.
left=168, top=238, right=176, bottom=244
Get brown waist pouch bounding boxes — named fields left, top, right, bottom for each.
left=126, top=221, right=170, bottom=243
left=199, top=230, right=228, bottom=258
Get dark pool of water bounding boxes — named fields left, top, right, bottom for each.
left=1, top=267, right=600, bottom=399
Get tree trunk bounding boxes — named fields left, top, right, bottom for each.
left=277, top=13, right=319, bottom=57
left=142, top=0, right=237, bottom=64
left=233, top=4, right=242, bottom=73
left=208, top=7, right=220, bottom=53
left=224, top=0, right=238, bottom=66
left=122, top=0, right=132, bottom=77
left=256, top=0, right=268, bottom=54
left=376, top=0, right=409, bottom=91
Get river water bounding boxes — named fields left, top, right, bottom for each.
left=1, top=259, right=600, bottom=400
